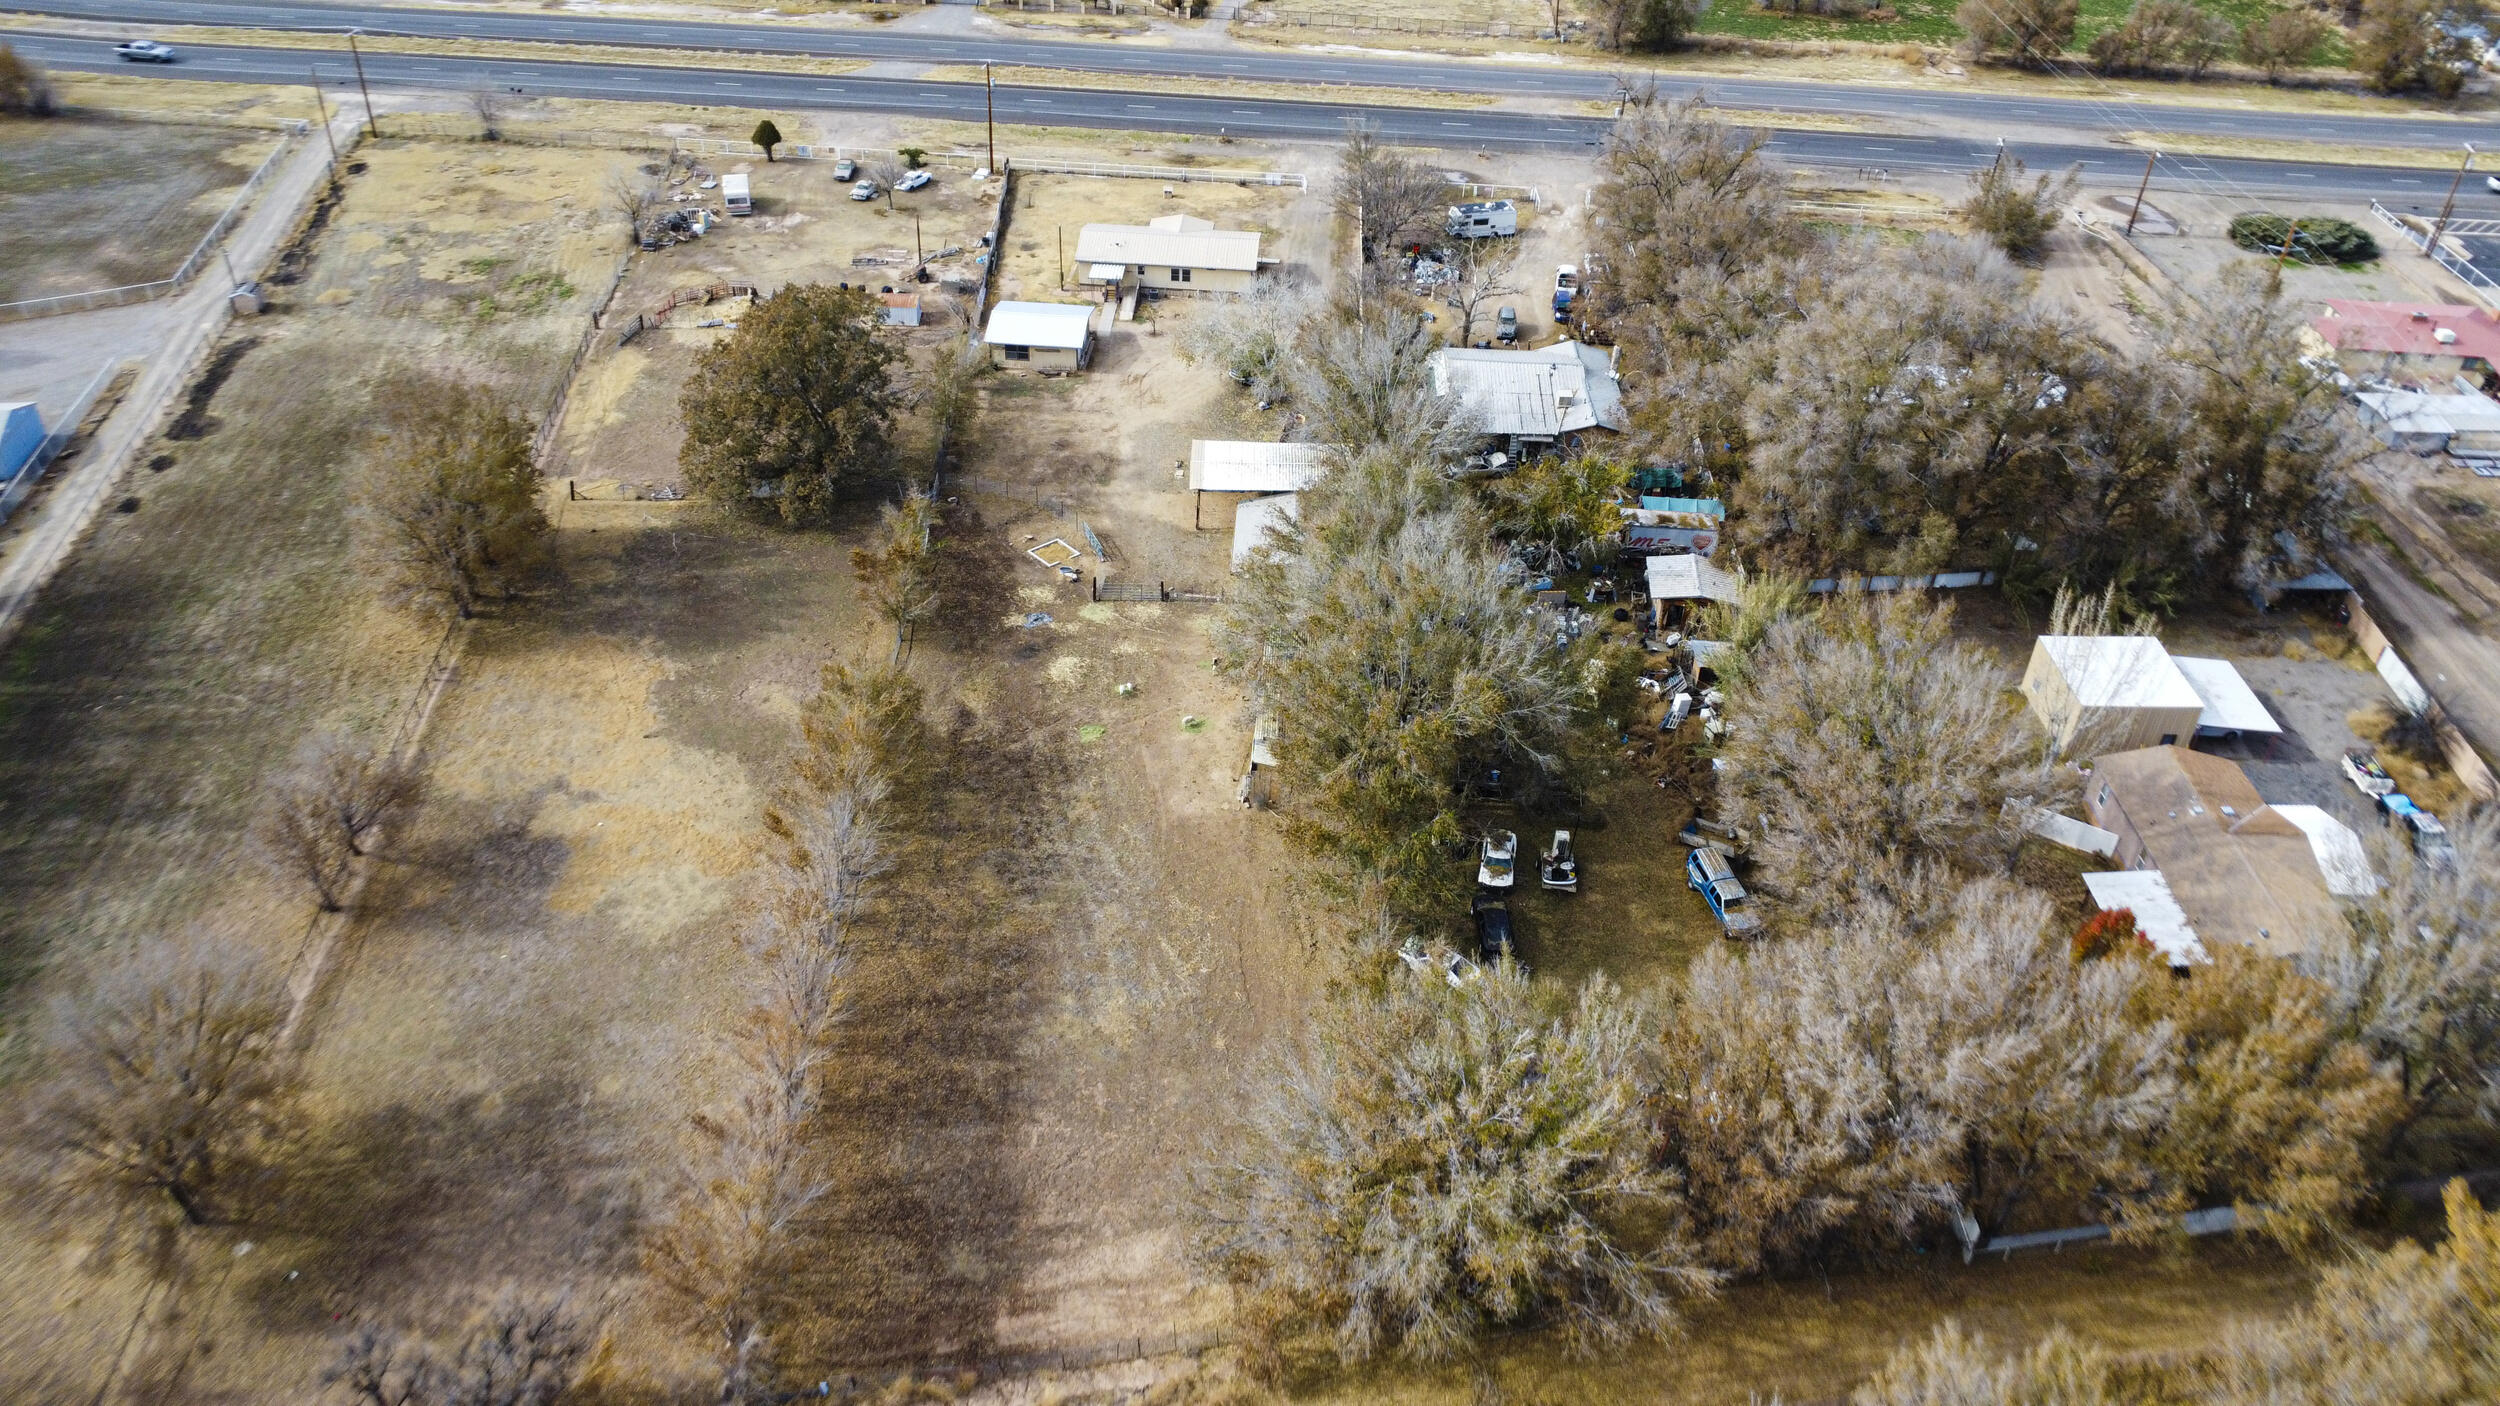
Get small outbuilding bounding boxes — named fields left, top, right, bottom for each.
left=1074, top=214, right=1265, bottom=296
left=880, top=291, right=923, bottom=327
left=983, top=301, right=1097, bottom=372
left=2021, top=636, right=2206, bottom=759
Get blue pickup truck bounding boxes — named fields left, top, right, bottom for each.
left=1686, top=846, right=1762, bottom=938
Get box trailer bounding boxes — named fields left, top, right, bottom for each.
left=722, top=173, right=752, bottom=216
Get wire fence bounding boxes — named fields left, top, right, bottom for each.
left=0, top=125, right=308, bottom=323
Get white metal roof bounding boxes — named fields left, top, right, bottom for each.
left=1072, top=216, right=1263, bottom=273
left=1645, top=554, right=1741, bottom=604
left=2035, top=636, right=2204, bottom=711
left=2269, top=805, right=2379, bottom=897
left=1188, top=440, right=1332, bottom=494
left=1429, top=341, right=1624, bottom=439
left=1230, top=492, right=1299, bottom=571
left=2356, top=390, right=2500, bottom=435
left=982, top=301, right=1095, bottom=350
left=1085, top=262, right=1125, bottom=281
left=2170, top=656, right=2282, bottom=735
left=2082, top=870, right=2209, bottom=966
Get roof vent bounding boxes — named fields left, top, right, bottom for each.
left=2220, top=804, right=2238, bottom=817
left=2436, top=327, right=2460, bottom=344
left=2412, top=310, right=2432, bottom=321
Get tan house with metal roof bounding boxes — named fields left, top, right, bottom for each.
left=1073, top=214, right=1264, bottom=295
left=2082, top=746, right=2353, bottom=957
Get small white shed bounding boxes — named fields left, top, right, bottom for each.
left=2170, top=656, right=2281, bottom=740
left=983, top=301, right=1096, bottom=372
left=1188, top=439, right=1332, bottom=529
left=2021, top=636, right=2205, bottom=759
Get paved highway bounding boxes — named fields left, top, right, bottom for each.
left=10, top=31, right=2479, bottom=203
left=22, top=0, right=2500, bottom=149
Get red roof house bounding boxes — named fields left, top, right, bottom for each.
left=2306, top=300, right=2500, bottom=379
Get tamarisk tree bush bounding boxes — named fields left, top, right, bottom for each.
left=1194, top=965, right=1715, bottom=1369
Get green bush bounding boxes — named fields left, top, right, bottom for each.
left=2228, top=213, right=2379, bottom=264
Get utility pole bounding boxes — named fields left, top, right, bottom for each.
left=346, top=30, right=377, bottom=138
left=2428, top=143, right=2478, bottom=260
left=914, top=215, right=922, bottom=270
left=309, top=71, right=339, bottom=170
left=2124, top=150, right=2156, bottom=238
left=984, top=62, right=996, bottom=174
left=2277, top=217, right=2302, bottom=269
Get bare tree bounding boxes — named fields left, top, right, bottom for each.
left=325, top=1288, right=602, bottom=1406
left=1713, top=591, right=2064, bottom=924
left=1175, top=279, right=1319, bottom=404
left=467, top=88, right=505, bottom=142
left=35, top=940, right=300, bottom=1231
left=358, top=378, right=551, bottom=619
left=606, top=165, right=654, bottom=242
left=1195, top=964, right=1715, bottom=1367
left=648, top=659, right=910, bottom=1404
left=1441, top=237, right=1523, bottom=347
left=0, top=40, right=60, bottom=116
left=256, top=731, right=422, bottom=912
left=2242, top=8, right=2330, bottom=80
left=868, top=157, right=907, bottom=210
left=1661, top=881, right=2169, bottom=1268
left=849, top=488, right=941, bottom=663
left=1289, top=310, right=1471, bottom=462
left=1331, top=120, right=1448, bottom=264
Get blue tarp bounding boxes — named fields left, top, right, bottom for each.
left=0, top=402, right=43, bottom=484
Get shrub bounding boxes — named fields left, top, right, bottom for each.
left=2228, top=213, right=2379, bottom=264
left=2072, top=908, right=2140, bottom=962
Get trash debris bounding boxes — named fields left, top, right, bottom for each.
left=1022, top=612, right=1053, bottom=628
left=1116, top=682, right=1137, bottom=696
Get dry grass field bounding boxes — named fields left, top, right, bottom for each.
left=0, top=117, right=278, bottom=302
left=0, top=135, right=633, bottom=1400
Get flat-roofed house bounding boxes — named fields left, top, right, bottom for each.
left=2021, top=636, right=2206, bottom=759
left=1074, top=214, right=1264, bottom=296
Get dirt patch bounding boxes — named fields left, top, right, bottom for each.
left=0, top=115, right=276, bottom=302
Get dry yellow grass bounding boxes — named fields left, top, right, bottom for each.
left=917, top=62, right=1497, bottom=110
left=2118, top=131, right=2480, bottom=170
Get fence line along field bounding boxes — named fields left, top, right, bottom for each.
left=0, top=135, right=628, bottom=1400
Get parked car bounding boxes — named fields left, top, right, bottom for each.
left=115, top=39, right=176, bottom=61
left=1471, top=893, right=1518, bottom=965
left=1539, top=830, right=1578, bottom=892
left=1476, top=830, right=1518, bottom=889
left=2342, top=749, right=2396, bottom=798
left=833, top=158, right=857, bottom=180
left=2488, top=174, right=2500, bottom=194
left=1496, top=306, right=1519, bottom=343
left=1687, top=846, right=1762, bottom=937
left=896, top=169, right=933, bottom=192
left=2379, top=792, right=2422, bottom=821
left=849, top=179, right=879, bottom=202
left=2403, top=809, right=2459, bottom=873
left=1552, top=264, right=1580, bottom=315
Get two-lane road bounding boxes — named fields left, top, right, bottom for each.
left=9, top=31, right=2485, bottom=200
left=19, top=0, right=2500, bottom=149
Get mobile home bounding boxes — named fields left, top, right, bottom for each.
left=722, top=173, right=752, bottom=216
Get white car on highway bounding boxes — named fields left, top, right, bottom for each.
left=115, top=39, right=177, bottom=62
